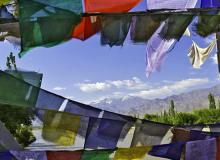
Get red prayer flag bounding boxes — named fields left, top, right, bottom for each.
left=47, top=151, right=81, bottom=160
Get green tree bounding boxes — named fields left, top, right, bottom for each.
left=208, top=93, right=216, bottom=109
left=168, top=100, right=176, bottom=117
left=0, top=104, right=36, bottom=147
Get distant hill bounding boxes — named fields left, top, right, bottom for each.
left=91, top=84, right=220, bottom=117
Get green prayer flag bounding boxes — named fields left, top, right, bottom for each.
left=81, top=150, right=114, bottom=160
left=0, top=70, right=40, bottom=108
left=18, top=0, right=82, bottom=57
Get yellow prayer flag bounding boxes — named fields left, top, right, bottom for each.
left=114, top=146, right=152, bottom=160
left=42, top=110, right=81, bottom=146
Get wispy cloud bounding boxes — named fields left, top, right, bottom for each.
left=204, top=34, right=216, bottom=44
left=128, top=78, right=210, bottom=99
left=76, top=77, right=149, bottom=93
left=53, top=87, right=66, bottom=91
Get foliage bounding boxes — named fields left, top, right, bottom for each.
left=0, top=104, right=36, bottom=147
left=144, top=96, right=220, bottom=126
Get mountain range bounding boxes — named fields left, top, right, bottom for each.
left=91, top=84, right=220, bottom=117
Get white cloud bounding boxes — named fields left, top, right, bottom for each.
left=76, top=77, right=149, bottom=92
left=77, top=82, right=111, bottom=92
left=53, top=87, right=66, bottom=91
left=128, top=78, right=210, bottom=99
left=211, top=54, right=218, bottom=64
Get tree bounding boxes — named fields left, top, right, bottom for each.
left=168, top=100, right=176, bottom=117
left=208, top=93, right=216, bottom=109
left=6, top=52, right=17, bottom=70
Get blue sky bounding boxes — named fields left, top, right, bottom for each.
left=0, top=0, right=219, bottom=104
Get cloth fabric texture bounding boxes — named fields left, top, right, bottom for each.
left=195, top=11, right=220, bottom=37
left=84, top=118, right=126, bottom=149
left=188, top=40, right=216, bottom=68
left=81, top=150, right=114, bottom=160
left=0, top=152, right=15, bottom=160
left=64, top=100, right=101, bottom=118
left=201, top=0, right=220, bottom=8
left=146, top=0, right=198, bottom=10
left=130, top=14, right=165, bottom=43
left=10, top=151, right=47, bottom=160
left=0, top=70, right=40, bottom=108
left=171, top=128, right=190, bottom=142
left=159, top=14, right=194, bottom=40
left=47, top=151, right=82, bottom=160
left=114, top=146, right=152, bottom=160
left=42, top=110, right=81, bottom=146
left=131, top=120, right=171, bottom=146
left=101, top=15, right=131, bottom=47
left=148, top=142, right=185, bottom=160
left=18, top=0, right=82, bottom=57
left=146, top=1, right=197, bottom=77
left=185, top=138, right=217, bottom=160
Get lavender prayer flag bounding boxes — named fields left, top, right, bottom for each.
left=84, top=118, right=126, bottom=149
left=148, top=142, right=185, bottom=160
left=0, top=152, right=15, bottom=160
left=201, top=0, right=220, bottom=8
left=145, top=0, right=198, bottom=77
left=146, top=24, right=176, bottom=77
left=185, top=138, right=217, bottom=160
left=10, top=151, right=47, bottom=160
left=146, top=0, right=198, bottom=10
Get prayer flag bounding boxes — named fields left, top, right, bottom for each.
left=18, top=0, right=82, bottom=57
left=42, top=110, right=81, bottom=146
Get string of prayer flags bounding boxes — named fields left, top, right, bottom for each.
left=0, top=70, right=40, bottom=108
left=73, top=0, right=141, bottom=41
left=113, top=146, right=152, bottom=160
left=81, top=150, right=114, bottom=160
left=185, top=138, right=217, bottom=160
left=148, top=142, right=185, bottom=160
left=47, top=151, right=82, bottom=160
left=42, top=110, right=81, bottom=146
left=10, top=151, right=47, bottom=160
left=18, top=0, right=82, bottom=57
left=100, top=15, right=131, bottom=47
left=131, top=120, right=171, bottom=146
left=84, top=118, right=127, bottom=149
